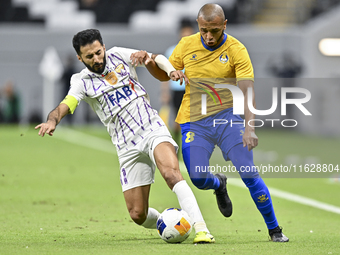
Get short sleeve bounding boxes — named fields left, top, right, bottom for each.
left=233, top=47, right=254, bottom=81
left=169, top=40, right=184, bottom=70
left=65, top=74, right=85, bottom=111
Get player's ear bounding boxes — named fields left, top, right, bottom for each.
left=196, top=18, right=199, bottom=26
left=103, top=44, right=106, bottom=52
left=224, top=19, right=227, bottom=30
left=76, top=55, right=82, bottom=62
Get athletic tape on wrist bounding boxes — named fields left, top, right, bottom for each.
left=154, top=54, right=176, bottom=76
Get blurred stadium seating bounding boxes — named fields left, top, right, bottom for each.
left=0, top=0, right=339, bottom=29
left=0, top=0, right=336, bottom=29
left=2, top=0, right=95, bottom=28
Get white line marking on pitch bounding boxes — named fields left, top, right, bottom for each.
left=55, top=127, right=340, bottom=215
left=56, top=126, right=115, bottom=154
left=228, top=178, right=340, bottom=215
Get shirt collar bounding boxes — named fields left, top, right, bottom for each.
left=201, top=33, right=227, bottom=51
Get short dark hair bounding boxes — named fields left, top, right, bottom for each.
left=72, top=29, right=104, bottom=55
left=197, top=3, right=225, bottom=22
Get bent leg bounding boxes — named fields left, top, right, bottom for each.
left=227, top=143, right=279, bottom=230
left=153, top=142, right=209, bottom=234
left=153, top=142, right=183, bottom=189
left=123, top=185, right=155, bottom=226
left=180, top=123, right=220, bottom=190
left=182, top=145, right=220, bottom=190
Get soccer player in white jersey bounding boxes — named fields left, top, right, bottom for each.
left=35, top=29, right=214, bottom=243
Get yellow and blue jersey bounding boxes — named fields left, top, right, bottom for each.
left=169, top=32, right=254, bottom=124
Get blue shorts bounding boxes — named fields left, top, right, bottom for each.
left=180, top=108, right=244, bottom=160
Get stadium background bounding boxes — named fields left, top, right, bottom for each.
left=0, top=1, right=340, bottom=254
left=1, top=0, right=340, bottom=135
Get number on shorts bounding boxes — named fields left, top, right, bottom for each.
left=185, top=131, right=195, bottom=143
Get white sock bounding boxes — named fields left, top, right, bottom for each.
left=141, top=208, right=160, bottom=229
left=172, top=180, right=209, bottom=234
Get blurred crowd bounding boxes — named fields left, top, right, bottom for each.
left=1, top=0, right=339, bottom=24
left=78, top=0, right=162, bottom=23
left=0, top=80, right=21, bottom=124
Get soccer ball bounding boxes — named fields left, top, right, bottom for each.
left=156, top=208, right=193, bottom=243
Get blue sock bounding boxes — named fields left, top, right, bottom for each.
left=244, top=177, right=279, bottom=229
left=182, top=146, right=220, bottom=190
left=227, top=144, right=279, bottom=230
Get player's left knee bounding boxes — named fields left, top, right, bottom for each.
left=129, top=209, right=147, bottom=225
left=162, top=168, right=183, bottom=190
left=191, top=177, right=208, bottom=190
left=239, top=165, right=261, bottom=185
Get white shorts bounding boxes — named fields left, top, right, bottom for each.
left=117, top=126, right=178, bottom=192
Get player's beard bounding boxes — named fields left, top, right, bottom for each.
left=83, top=52, right=107, bottom=74
left=216, top=31, right=224, bottom=45
left=205, top=31, right=224, bottom=47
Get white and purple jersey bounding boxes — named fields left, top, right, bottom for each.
left=68, top=47, right=165, bottom=150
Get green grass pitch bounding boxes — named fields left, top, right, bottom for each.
left=0, top=125, right=339, bottom=255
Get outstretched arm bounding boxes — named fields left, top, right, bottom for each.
left=238, top=80, right=258, bottom=151
left=130, top=51, right=169, bottom=81
left=35, top=103, right=70, bottom=137
left=130, top=51, right=189, bottom=85
left=154, top=54, right=189, bottom=86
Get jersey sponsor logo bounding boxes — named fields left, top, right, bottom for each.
left=219, top=52, right=229, bottom=64
left=190, top=54, right=198, bottom=61
left=108, top=85, right=133, bottom=106
left=105, top=71, right=118, bottom=85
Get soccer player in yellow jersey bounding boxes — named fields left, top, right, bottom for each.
left=169, top=4, right=289, bottom=242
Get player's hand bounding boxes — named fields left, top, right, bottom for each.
left=130, top=51, right=152, bottom=67
left=242, top=130, right=258, bottom=151
left=35, top=121, right=56, bottom=137
left=169, top=70, right=189, bottom=86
